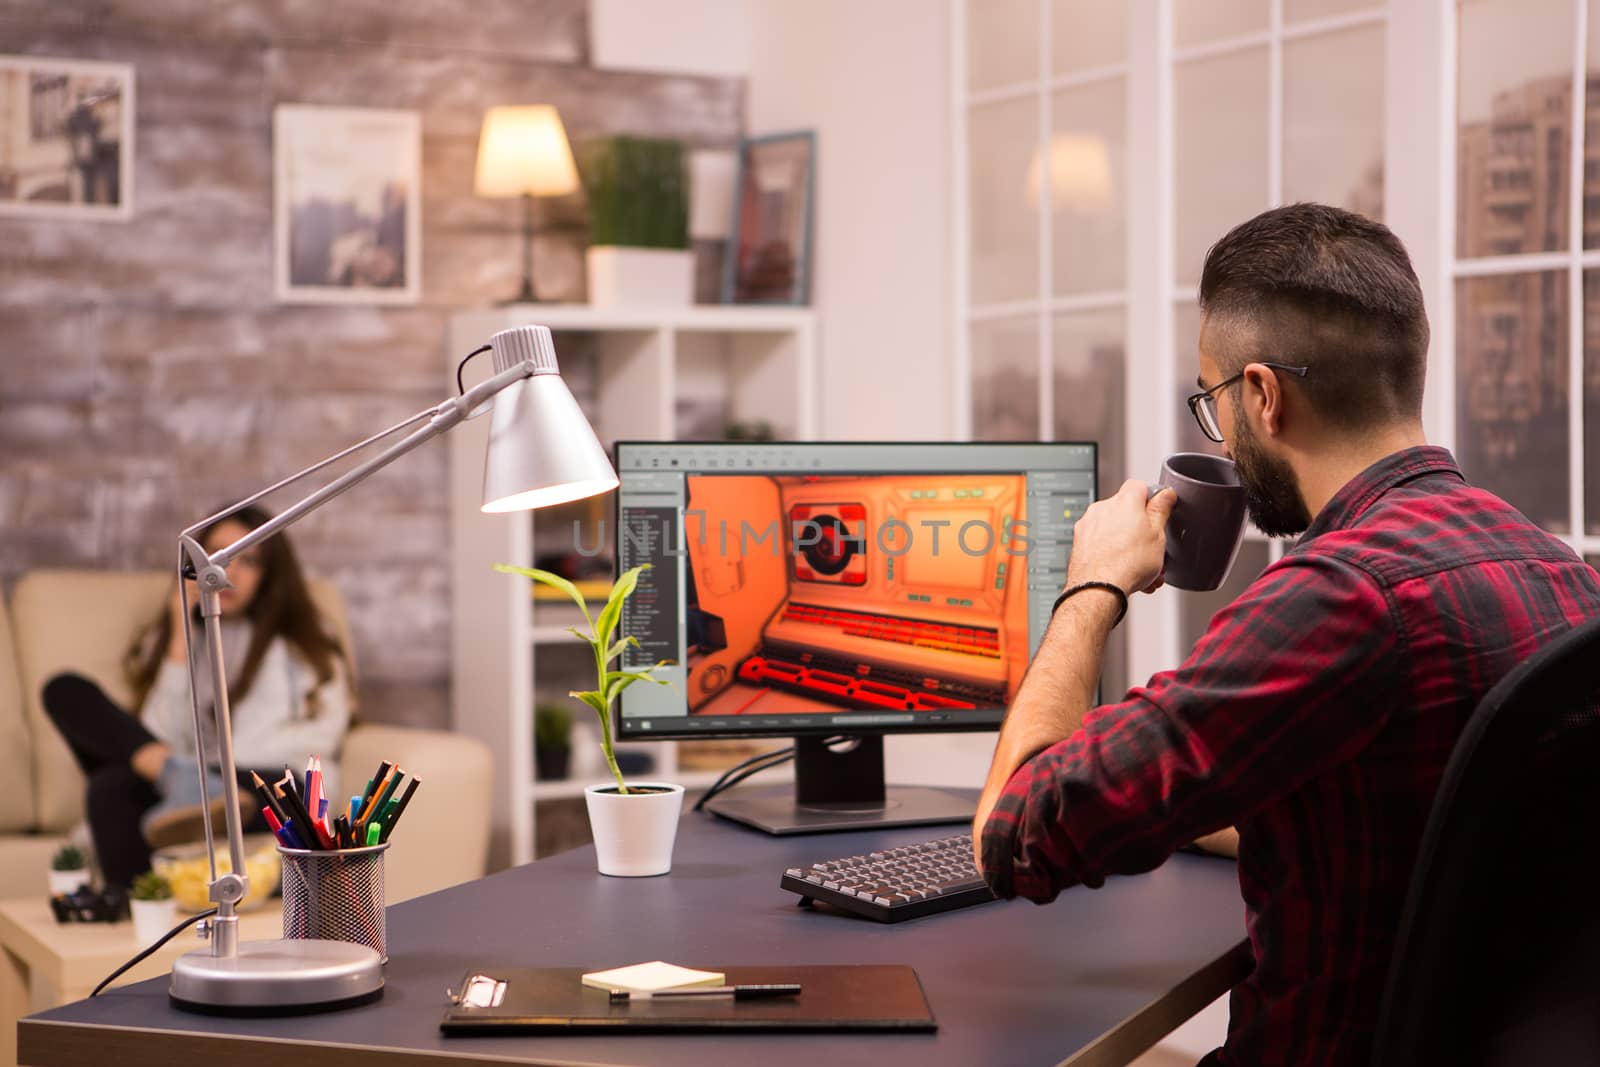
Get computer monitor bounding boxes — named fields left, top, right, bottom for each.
left=613, top=440, right=1097, bottom=835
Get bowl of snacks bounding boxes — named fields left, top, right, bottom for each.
left=152, top=834, right=282, bottom=912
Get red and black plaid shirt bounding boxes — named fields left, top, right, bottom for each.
left=981, top=447, right=1600, bottom=1067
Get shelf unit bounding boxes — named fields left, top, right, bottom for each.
left=448, top=304, right=818, bottom=868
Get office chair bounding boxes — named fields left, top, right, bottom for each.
left=1370, top=615, right=1600, bottom=1067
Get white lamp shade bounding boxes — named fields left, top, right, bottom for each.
left=480, top=327, right=617, bottom=513
left=474, top=105, right=581, bottom=198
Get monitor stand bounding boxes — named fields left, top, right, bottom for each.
left=701, top=735, right=976, bottom=836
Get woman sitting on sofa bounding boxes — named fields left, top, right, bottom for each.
left=42, top=505, right=352, bottom=888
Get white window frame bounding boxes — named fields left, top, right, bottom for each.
left=1439, top=0, right=1596, bottom=556
left=955, top=1, right=1397, bottom=683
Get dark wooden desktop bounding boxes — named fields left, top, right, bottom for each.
left=19, top=802, right=1249, bottom=1067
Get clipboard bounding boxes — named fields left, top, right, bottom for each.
left=440, top=965, right=936, bottom=1035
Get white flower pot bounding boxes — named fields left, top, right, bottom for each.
left=130, top=897, right=178, bottom=945
left=585, top=246, right=694, bottom=307
left=584, top=782, right=685, bottom=877
left=48, top=868, right=89, bottom=896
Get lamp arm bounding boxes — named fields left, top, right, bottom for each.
left=176, top=357, right=537, bottom=958
left=198, top=360, right=536, bottom=569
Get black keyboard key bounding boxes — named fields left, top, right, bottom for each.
left=780, top=835, right=998, bottom=923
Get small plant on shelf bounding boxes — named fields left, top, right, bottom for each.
left=130, top=871, right=172, bottom=902
left=534, top=703, right=574, bottom=780
left=578, top=136, right=689, bottom=251
left=494, top=564, right=672, bottom=794
left=51, top=844, right=86, bottom=872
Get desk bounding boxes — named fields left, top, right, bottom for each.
left=19, top=811, right=1249, bottom=1067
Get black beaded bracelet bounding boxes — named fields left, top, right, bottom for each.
left=1051, top=581, right=1129, bottom=627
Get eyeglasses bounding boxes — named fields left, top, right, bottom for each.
left=1186, top=362, right=1309, bottom=443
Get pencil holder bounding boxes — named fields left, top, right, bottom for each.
left=277, top=842, right=388, bottom=964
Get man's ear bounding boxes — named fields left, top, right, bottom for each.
left=1242, top=363, right=1285, bottom=437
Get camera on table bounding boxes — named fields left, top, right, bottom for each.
left=49, top=884, right=130, bottom=924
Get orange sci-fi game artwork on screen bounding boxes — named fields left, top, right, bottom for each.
left=681, top=473, right=1030, bottom=718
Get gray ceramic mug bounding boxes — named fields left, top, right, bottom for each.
left=1155, top=453, right=1248, bottom=592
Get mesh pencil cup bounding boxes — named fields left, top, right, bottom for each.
left=277, top=842, right=388, bottom=964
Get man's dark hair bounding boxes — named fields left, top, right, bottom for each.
left=1198, top=202, right=1429, bottom=430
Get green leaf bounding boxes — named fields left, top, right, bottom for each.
left=602, top=666, right=672, bottom=704
left=594, top=564, right=649, bottom=650
left=605, top=634, right=641, bottom=665
left=570, top=690, right=607, bottom=717
left=494, top=564, right=593, bottom=630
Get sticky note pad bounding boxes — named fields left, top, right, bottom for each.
left=580, top=961, right=725, bottom=994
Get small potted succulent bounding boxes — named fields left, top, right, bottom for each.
left=129, top=871, right=176, bottom=945
left=496, top=563, right=678, bottom=876
left=534, top=703, right=574, bottom=780
left=48, top=844, right=90, bottom=896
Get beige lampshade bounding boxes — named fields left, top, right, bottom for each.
left=1025, top=132, right=1114, bottom=214
left=474, top=106, right=581, bottom=198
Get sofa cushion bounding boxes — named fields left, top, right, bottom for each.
left=0, top=597, right=36, bottom=832
left=12, top=569, right=353, bottom=835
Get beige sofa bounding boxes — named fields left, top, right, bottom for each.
left=0, top=570, right=492, bottom=904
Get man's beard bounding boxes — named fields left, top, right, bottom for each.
left=1230, top=409, right=1312, bottom=537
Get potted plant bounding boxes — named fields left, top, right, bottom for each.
left=48, top=844, right=90, bottom=896
left=129, top=871, right=176, bottom=945
left=534, top=703, right=574, bottom=780
left=578, top=135, right=692, bottom=306
left=495, top=563, right=679, bottom=876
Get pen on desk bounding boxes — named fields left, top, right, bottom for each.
left=608, top=984, right=802, bottom=1002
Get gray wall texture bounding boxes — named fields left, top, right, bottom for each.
left=0, top=0, right=745, bottom=727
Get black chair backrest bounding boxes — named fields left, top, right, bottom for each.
left=1371, top=615, right=1600, bottom=1067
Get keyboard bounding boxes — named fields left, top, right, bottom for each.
left=780, top=834, right=996, bottom=922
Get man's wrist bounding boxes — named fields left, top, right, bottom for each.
left=1051, top=581, right=1128, bottom=627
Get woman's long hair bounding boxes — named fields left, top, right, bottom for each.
left=124, top=505, right=348, bottom=715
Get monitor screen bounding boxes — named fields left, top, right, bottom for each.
left=614, top=441, right=1097, bottom=741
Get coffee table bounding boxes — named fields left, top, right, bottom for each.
left=0, top=898, right=281, bottom=1067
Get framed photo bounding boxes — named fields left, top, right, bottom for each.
left=0, top=56, right=134, bottom=221
left=723, top=131, right=814, bottom=305
left=274, top=105, right=420, bottom=304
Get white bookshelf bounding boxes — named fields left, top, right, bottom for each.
left=448, top=304, right=818, bottom=868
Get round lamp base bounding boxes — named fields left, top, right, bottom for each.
left=170, top=938, right=383, bottom=1014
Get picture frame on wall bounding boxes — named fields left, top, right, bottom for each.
left=722, top=130, right=814, bottom=305
left=274, top=104, right=421, bottom=305
left=0, top=55, right=134, bottom=221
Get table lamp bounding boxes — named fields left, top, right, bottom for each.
left=168, top=325, right=616, bottom=1011
left=474, top=105, right=581, bottom=304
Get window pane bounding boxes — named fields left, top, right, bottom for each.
left=971, top=97, right=1041, bottom=305
left=1051, top=79, right=1126, bottom=294
left=1585, top=271, right=1600, bottom=533
left=1585, top=0, right=1600, bottom=248
left=968, top=0, right=1039, bottom=92
left=1053, top=308, right=1125, bottom=492
left=1176, top=48, right=1269, bottom=284
left=1053, top=0, right=1126, bottom=74
left=1174, top=300, right=1228, bottom=457
left=1455, top=272, right=1570, bottom=533
left=1285, top=0, right=1383, bottom=22
left=972, top=316, right=1040, bottom=439
left=1175, top=0, right=1269, bottom=48
left=1456, top=0, right=1574, bottom=258
left=1179, top=540, right=1271, bottom=657
left=1283, top=24, right=1385, bottom=218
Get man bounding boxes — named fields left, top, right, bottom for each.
left=973, top=203, right=1600, bottom=1067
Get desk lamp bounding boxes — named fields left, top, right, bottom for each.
left=168, top=325, right=616, bottom=1011
left=474, top=105, right=580, bottom=304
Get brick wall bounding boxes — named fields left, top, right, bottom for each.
left=0, top=0, right=744, bottom=727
